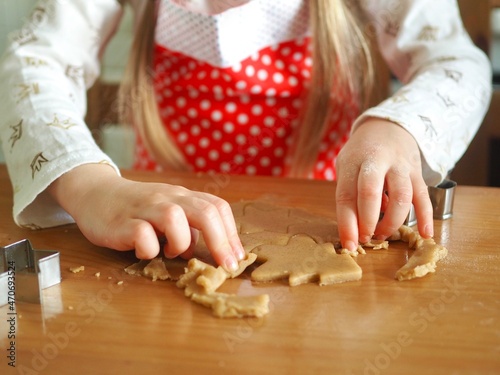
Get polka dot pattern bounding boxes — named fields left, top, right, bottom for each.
left=134, top=37, right=358, bottom=181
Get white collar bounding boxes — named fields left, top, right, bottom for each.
left=170, top=0, right=251, bottom=15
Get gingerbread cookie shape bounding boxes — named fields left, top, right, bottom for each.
left=251, top=235, right=362, bottom=286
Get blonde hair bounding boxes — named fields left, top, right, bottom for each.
left=119, top=0, right=374, bottom=176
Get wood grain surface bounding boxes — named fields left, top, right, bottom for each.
left=0, top=165, right=499, bottom=375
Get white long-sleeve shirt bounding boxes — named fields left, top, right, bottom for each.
left=0, top=0, right=492, bottom=229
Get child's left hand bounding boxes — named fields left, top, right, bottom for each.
left=335, top=118, right=434, bottom=252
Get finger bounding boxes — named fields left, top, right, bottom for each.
left=412, top=176, right=434, bottom=238
left=161, top=205, right=193, bottom=258
left=191, top=192, right=245, bottom=260
left=179, top=227, right=199, bottom=260
left=375, top=170, right=413, bottom=239
left=114, top=219, right=161, bottom=259
left=356, top=161, right=385, bottom=243
left=141, top=202, right=193, bottom=259
left=181, top=196, right=239, bottom=272
left=380, top=190, right=389, bottom=213
left=335, top=168, right=360, bottom=252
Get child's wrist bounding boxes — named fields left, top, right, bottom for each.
left=48, top=163, right=120, bottom=216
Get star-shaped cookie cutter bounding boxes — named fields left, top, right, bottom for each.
left=0, top=239, right=61, bottom=307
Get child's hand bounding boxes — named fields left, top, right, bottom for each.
left=335, top=118, right=434, bottom=251
left=48, top=164, right=245, bottom=272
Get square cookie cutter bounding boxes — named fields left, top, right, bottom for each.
left=0, top=239, right=61, bottom=307
left=405, top=179, right=457, bottom=226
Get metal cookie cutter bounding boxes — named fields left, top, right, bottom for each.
left=405, top=179, right=457, bottom=226
left=0, top=239, right=61, bottom=307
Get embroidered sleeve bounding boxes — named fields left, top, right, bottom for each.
left=356, top=0, right=492, bottom=186
left=0, top=0, right=123, bottom=228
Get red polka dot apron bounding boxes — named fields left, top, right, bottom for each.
left=134, top=2, right=358, bottom=180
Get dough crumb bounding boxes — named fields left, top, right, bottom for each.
left=117, top=281, right=124, bottom=286
left=361, top=239, right=389, bottom=250
left=94, top=272, right=101, bottom=278
left=69, top=266, right=84, bottom=273
left=340, top=247, right=360, bottom=257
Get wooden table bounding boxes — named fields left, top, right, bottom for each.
left=1, top=164, right=499, bottom=375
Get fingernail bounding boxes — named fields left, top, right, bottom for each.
left=229, top=237, right=246, bottom=260
left=344, top=240, right=357, bottom=252
left=375, top=235, right=386, bottom=241
left=424, top=224, right=433, bottom=238
left=235, top=245, right=246, bottom=260
left=224, top=255, right=239, bottom=272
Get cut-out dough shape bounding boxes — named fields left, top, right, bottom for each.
left=239, top=205, right=307, bottom=234
left=287, top=220, right=340, bottom=244
left=239, top=231, right=291, bottom=253
left=125, top=257, right=185, bottom=281
left=251, top=235, right=362, bottom=286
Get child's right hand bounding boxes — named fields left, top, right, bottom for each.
left=48, top=164, right=245, bottom=272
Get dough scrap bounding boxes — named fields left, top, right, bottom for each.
left=340, top=247, right=363, bottom=257
left=192, top=293, right=270, bottom=318
left=197, top=265, right=228, bottom=293
left=392, top=226, right=448, bottom=281
left=338, top=240, right=387, bottom=257
left=125, top=258, right=186, bottom=281
left=176, top=257, right=269, bottom=318
left=143, top=257, right=171, bottom=281
left=251, top=235, right=362, bottom=286
left=389, top=225, right=420, bottom=248
left=362, top=239, right=389, bottom=250
left=124, top=260, right=149, bottom=276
